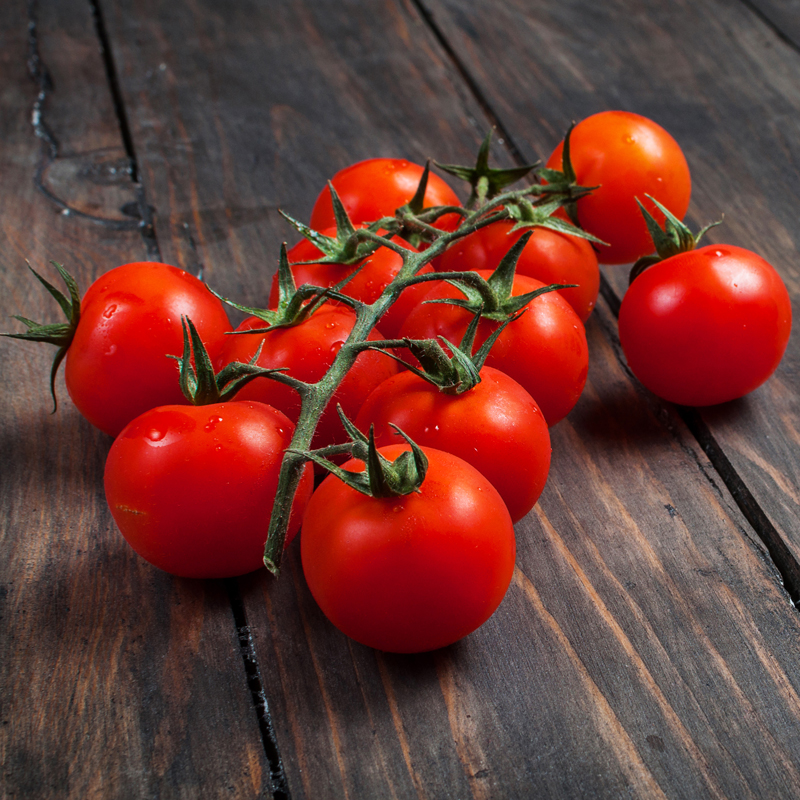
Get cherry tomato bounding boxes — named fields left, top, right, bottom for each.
left=269, top=227, right=431, bottom=337
left=310, top=158, right=462, bottom=233
left=618, top=245, right=792, bottom=406
left=399, top=271, right=589, bottom=426
left=215, top=307, right=399, bottom=450
left=437, top=220, right=600, bottom=321
left=104, top=400, right=313, bottom=578
left=355, top=367, right=550, bottom=522
left=301, top=444, right=516, bottom=653
left=65, top=262, right=232, bottom=436
left=546, top=111, right=691, bottom=265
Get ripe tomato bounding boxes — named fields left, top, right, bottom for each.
left=269, top=227, right=431, bottom=337
left=310, top=158, right=462, bottom=232
left=355, top=367, right=550, bottom=522
left=301, top=444, right=516, bottom=653
left=546, top=111, right=691, bottom=265
left=437, top=220, right=600, bottom=321
left=214, top=307, right=399, bottom=450
left=618, top=245, right=792, bottom=406
left=65, top=262, right=232, bottom=436
left=104, top=400, right=313, bottom=578
left=399, top=271, right=589, bottom=426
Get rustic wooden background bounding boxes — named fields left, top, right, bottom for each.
left=2, top=0, right=800, bottom=797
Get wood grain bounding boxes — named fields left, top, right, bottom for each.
left=97, top=0, right=800, bottom=797
left=0, top=1, right=270, bottom=797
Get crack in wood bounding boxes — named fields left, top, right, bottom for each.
left=224, top=579, right=291, bottom=800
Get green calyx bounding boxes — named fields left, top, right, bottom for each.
left=504, top=197, right=607, bottom=245
left=535, top=123, right=598, bottom=226
left=367, top=305, right=519, bottom=395
left=294, top=407, right=428, bottom=498
left=280, top=183, right=387, bottom=265
left=1, top=261, right=81, bottom=412
left=420, top=230, right=576, bottom=322
left=211, top=243, right=359, bottom=333
left=629, top=195, right=723, bottom=284
left=171, top=316, right=287, bottom=405
left=436, top=130, right=539, bottom=210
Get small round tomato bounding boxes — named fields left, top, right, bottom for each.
left=270, top=228, right=431, bottom=337
left=104, top=401, right=313, bottom=578
left=215, top=307, right=399, bottom=450
left=619, top=245, right=791, bottom=406
left=437, top=220, right=600, bottom=321
left=65, top=262, right=232, bottom=436
left=546, top=111, right=691, bottom=265
left=355, top=367, right=550, bottom=522
left=310, top=158, right=462, bottom=232
left=301, top=444, right=516, bottom=653
left=399, top=272, right=589, bottom=426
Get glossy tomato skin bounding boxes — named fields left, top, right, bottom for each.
left=355, top=367, right=550, bottom=522
left=546, top=111, right=691, bottom=265
left=437, top=221, right=600, bottom=322
left=619, top=245, right=792, bottom=406
left=64, top=262, right=232, bottom=437
left=269, top=227, right=430, bottom=337
left=310, top=158, right=461, bottom=233
left=104, top=400, right=313, bottom=579
left=399, top=271, right=589, bottom=426
left=215, top=307, right=399, bottom=450
left=301, top=445, right=516, bottom=653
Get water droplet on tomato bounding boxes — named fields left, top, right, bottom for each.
left=625, top=135, right=636, bottom=144
left=147, top=428, right=166, bottom=442
left=105, top=344, right=117, bottom=356
left=715, top=250, right=724, bottom=257
left=204, top=415, right=224, bottom=431
left=103, top=304, right=117, bottom=319
left=326, top=322, right=337, bottom=329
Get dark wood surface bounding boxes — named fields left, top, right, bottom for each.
left=2, top=1, right=800, bottom=798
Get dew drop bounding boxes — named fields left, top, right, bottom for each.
left=105, top=344, right=117, bottom=356
left=625, top=134, right=637, bottom=145
left=715, top=250, right=724, bottom=257
left=204, top=415, right=224, bottom=432
left=103, top=304, right=117, bottom=319
left=147, top=428, right=166, bottom=442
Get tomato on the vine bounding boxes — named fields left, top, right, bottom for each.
left=355, top=366, right=550, bottom=522
left=437, top=221, right=600, bottom=321
left=546, top=111, right=691, bottom=265
left=301, top=444, right=516, bottom=653
left=9, top=261, right=232, bottom=437
left=399, top=271, right=588, bottom=426
left=214, top=306, right=399, bottom=450
left=105, top=400, right=313, bottom=578
left=619, top=244, right=792, bottom=406
left=310, top=158, right=462, bottom=232
left=269, top=227, right=431, bottom=337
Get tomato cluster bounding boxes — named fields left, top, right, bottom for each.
left=6, top=111, right=791, bottom=654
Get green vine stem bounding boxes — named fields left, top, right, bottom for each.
left=261, top=174, right=592, bottom=575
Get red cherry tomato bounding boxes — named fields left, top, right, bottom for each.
left=546, top=111, right=691, bottom=265
left=301, top=444, right=516, bottom=653
left=437, top=220, right=600, bottom=321
left=64, top=262, right=231, bottom=436
left=215, top=307, right=399, bottom=450
left=270, top=228, right=431, bottom=337
left=310, top=158, right=462, bottom=233
left=618, top=245, right=792, bottom=406
left=399, top=271, right=589, bottom=426
left=355, top=367, right=550, bottom=522
left=104, top=400, right=313, bottom=578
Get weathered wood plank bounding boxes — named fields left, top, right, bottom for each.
left=0, top=1, right=269, bottom=797
left=421, top=0, right=800, bottom=583
left=100, top=0, right=800, bottom=797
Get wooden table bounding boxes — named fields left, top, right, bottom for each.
left=3, top=1, right=800, bottom=797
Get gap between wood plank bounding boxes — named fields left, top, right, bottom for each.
left=225, top=579, right=292, bottom=800
left=414, top=0, right=800, bottom=609
left=85, top=0, right=159, bottom=258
